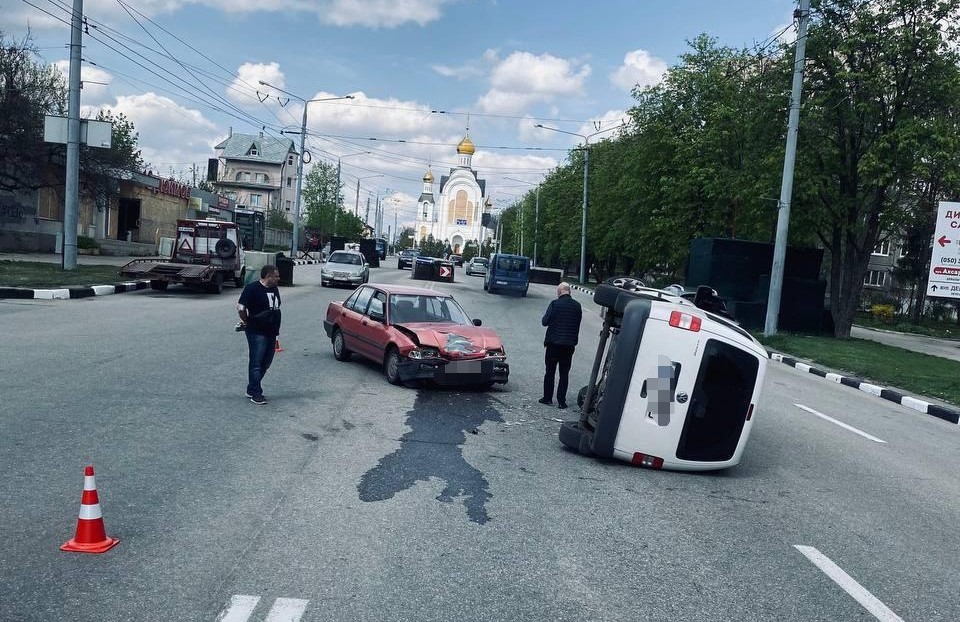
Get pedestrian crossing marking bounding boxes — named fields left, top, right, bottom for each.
left=216, top=595, right=309, bottom=622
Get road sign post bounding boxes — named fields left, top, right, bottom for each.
left=927, top=200, right=960, bottom=298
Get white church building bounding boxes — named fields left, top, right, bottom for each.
left=414, top=134, right=492, bottom=254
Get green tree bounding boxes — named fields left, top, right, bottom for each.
left=303, top=161, right=340, bottom=233
left=793, top=0, right=960, bottom=336
left=0, top=31, right=66, bottom=192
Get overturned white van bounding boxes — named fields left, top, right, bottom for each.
left=559, top=283, right=768, bottom=471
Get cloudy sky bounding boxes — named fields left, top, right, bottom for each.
left=4, top=0, right=796, bottom=229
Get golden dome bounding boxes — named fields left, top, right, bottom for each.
left=456, top=135, right=476, bottom=155
left=423, top=168, right=434, bottom=182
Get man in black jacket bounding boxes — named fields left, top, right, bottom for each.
left=539, top=282, right=582, bottom=409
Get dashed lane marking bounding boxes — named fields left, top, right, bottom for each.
left=794, top=404, right=887, bottom=444
left=794, top=545, right=905, bottom=622
left=216, top=595, right=309, bottom=622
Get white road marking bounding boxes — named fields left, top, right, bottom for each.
left=216, top=595, right=260, bottom=622
left=794, top=404, right=887, bottom=444
left=794, top=545, right=905, bottom=622
left=264, top=598, right=309, bottom=622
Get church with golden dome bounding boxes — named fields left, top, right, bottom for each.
left=414, top=132, right=491, bottom=254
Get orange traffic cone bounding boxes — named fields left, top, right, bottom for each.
left=274, top=339, right=283, bottom=353
left=61, top=465, right=119, bottom=554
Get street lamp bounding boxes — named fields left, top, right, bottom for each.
left=535, top=123, right=624, bottom=284
left=259, top=80, right=353, bottom=257
left=505, top=176, right=541, bottom=267
left=355, top=174, right=383, bottom=216
left=334, top=151, right=368, bottom=235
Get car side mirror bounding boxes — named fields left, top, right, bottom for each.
left=472, top=318, right=482, bottom=326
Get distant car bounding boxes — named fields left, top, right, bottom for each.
left=484, top=253, right=530, bottom=296
left=448, top=254, right=463, bottom=267
left=321, top=250, right=369, bottom=287
left=323, top=284, right=509, bottom=388
left=465, top=256, right=488, bottom=276
left=397, top=248, right=420, bottom=269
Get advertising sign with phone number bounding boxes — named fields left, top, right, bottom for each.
left=928, top=200, right=960, bottom=298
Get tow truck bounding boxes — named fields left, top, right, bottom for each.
left=119, top=219, right=246, bottom=294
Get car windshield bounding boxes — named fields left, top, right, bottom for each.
left=329, top=252, right=362, bottom=265
left=390, top=294, right=472, bottom=325
left=402, top=249, right=418, bottom=256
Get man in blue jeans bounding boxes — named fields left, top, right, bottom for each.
left=237, top=265, right=282, bottom=405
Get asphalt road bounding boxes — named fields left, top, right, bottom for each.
left=1, top=261, right=957, bottom=622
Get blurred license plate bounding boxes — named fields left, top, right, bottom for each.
left=446, top=360, right=481, bottom=374
left=496, top=280, right=507, bottom=285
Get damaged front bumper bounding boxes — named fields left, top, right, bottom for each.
left=398, top=356, right=509, bottom=386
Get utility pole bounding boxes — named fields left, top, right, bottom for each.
left=62, top=0, right=83, bottom=270
left=580, top=147, right=589, bottom=285
left=765, top=0, right=810, bottom=336
left=365, top=196, right=370, bottom=224
left=334, top=158, right=342, bottom=236
left=534, top=185, right=540, bottom=267
left=393, top=212, right=398, bottom=251
left=355, top=179, right=360, bottom=216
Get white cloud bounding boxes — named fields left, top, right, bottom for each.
left=773, top=21, right=797, bottom=46
left=83, top=93, right=220, bottom=169
left=432, top=63, right=484, bottom=79
left=575, top=109, right=630, bottom=143
left=3, top=0, right=453, bottom=30
left=610, top=49, right=668, bottom=92
left=228, top=62, right=286, bottom=107
left=476, top=51, right=591, bottom=114
left=52, top=61, right=114, bottom=105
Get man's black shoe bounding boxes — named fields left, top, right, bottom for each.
left=249, top=394, right=267, bottom=405
left=557, top=403, right=568, bottom=410
left=538, top=397, right=552, bottom=405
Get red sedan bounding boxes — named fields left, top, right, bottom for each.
left=323, top=284, right=509, bottom=387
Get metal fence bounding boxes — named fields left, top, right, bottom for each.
left=264, top=227, right=291, bottom=249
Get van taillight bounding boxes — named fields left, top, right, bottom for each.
left=746, top=404, right=754, bottom=421
left=631, top=453, right=664, bottom=469
left=669, top=311, right=701, bottom=332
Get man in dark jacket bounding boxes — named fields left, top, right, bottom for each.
left=237, top=264, right=282, bottom=405
left=539, top=282, right=582, bottom=409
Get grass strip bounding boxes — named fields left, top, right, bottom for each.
left=756, top=333, right=960, bottom=406
left=0, top=260, right=123, bottom=288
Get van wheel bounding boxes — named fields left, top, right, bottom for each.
left=207, top=273, right=224, bottom=295
left=332, top=328, right=351, bottom=361
left=384, top=347, right=402, bottom=385
left=149, top=280, right=168, bottom=291
left=522, top=287, right=528, bottom=297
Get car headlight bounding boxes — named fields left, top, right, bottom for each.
left=408, top=347, right=441, bottom=359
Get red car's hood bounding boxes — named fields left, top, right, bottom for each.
left=398, top=323, right=503, bottom=358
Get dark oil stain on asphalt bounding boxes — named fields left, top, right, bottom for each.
left=357, top=389, right=504, bottom=524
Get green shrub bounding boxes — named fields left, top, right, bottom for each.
left=871, top=304, right=895, bottom=323
left=77, top=235, right=100, bottom=250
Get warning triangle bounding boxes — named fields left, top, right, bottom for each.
left=178, top=238, right=193, bottom=253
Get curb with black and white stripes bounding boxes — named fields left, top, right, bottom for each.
left=571, top=284, right=594, bottom=295
left=292, top=259, right=321, bottom=266
left=769, top=352, right=960, bottom=425
left=0, top=281, right=150, bottom=300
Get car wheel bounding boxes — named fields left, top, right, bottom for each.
left=332, top=328, right=351, bottom=361
left=234, top=269, right=244, bottom=288
left=384, top=347, right=402, bottom=385
left=149, top=280, right=168, bottom=291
